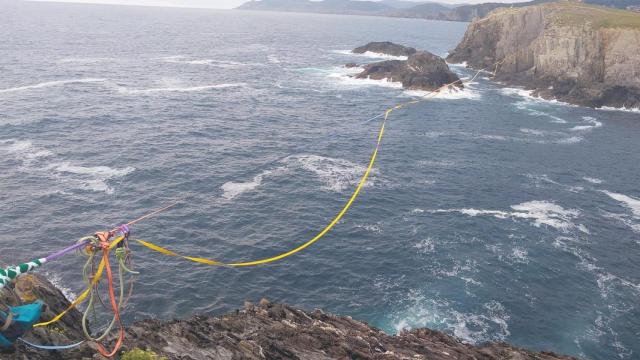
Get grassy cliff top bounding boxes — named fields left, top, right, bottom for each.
left=490, top=1, right=640, bottom=29
left=554, top=2, right=640, bottom=29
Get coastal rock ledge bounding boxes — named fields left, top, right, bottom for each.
left=447, top=2, right=640, bottom=109
left=1, top=274, right=578, bottom=360
left=350, top=42, right=462, bottom=92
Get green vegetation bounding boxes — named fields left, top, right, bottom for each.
left=121, top=348, right=167, bottom=360
left=551, top=2, right=640, bottom=29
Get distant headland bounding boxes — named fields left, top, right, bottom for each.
left=236, top=0, right=640, bottom=23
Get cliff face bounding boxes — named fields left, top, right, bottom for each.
left=447, top=3, right=640, bottom=108
left=1, top=274, right=578, bottom=360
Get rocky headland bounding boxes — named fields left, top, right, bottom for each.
left=236, top=0, right=640, bottom=23
left=348, top=42, right=462, bottom=92
left=0, top=274, right=579, bottom=360
left=447, top=2, right=640, bottom=109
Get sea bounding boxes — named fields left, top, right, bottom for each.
left=0, top=2, right=639, bottom=359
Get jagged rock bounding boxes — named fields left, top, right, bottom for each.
left=0, top=274, right=92, bottom=360
left=2, top=275, right=579, bottom=360
left=446, top=2, right=640, bottom=108
left=345, top=62, right=359, bottom=68
left=353, top=41, right=417, bottom=57
left=353, top=46, right=462, bottom=91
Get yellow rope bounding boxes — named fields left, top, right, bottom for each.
left=134, top=88, right=447, bottom=267
left=33, top=236, right=125, bottom=328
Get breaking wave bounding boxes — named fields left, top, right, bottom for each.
left=282, top=154, right=376, bottom=192
left=0, top=78, right=106, bottom=94
left=116, top=83, right=245, bottom=95
left=331, top=49, right=408, bottom=61
left=391, top=290, right=510, bottom=345
left=0, top=139, right=134, bottom=194
left=602, top=191, right=640, bottom=218
left=430, top=200, right=587, bottom=233
left=583, top=177, right=604, bottom=185
left=220, top=167, right=287, bottom=200
left=219, top=154, right=378, bottom=200
left=569, top=116, right=603, bottom=132
left=160, top=55, right=262, bottom=68
left=598, top=106, right=640, bottom=114
left=403, top=83, right=481, bottom=101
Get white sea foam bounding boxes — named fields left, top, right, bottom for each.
left=433, top=259, right=478, bottom=278
left=516, top=105, right=567, bottom=123
left=392, top=292, right=510, bottom=344
left=44, top=272, right=78, bottom=302
left=0, top=139, right=54, bottom=163
left=160, top=55, right=256, bottom=68
left=447, top=61, right=468, bottom=68
left=499, top=87, right=534, bottom=98
left=282, top=154, right=375, bottom=192
left=414, top=237, right=435, bottom=254
left=0, top=78, right=106, bottom=94
left=328, top=66, right=404, bottom=89
left=583, top=177, right=604, bottom=185
left=603, top=212, right=640, bottom=235
left=509, top=247, right=529, bottom=264
left=1, top=139, right=134, bottom=194
left=431, top=200, right=586, bottom=233
left=519, top=128, right=546, bottom=136
left=555, top=136, right=583, bottom=144
left=331, top=49, right=408, bottom=61
left=52, top=162, right=135, bottom=179
left=403, top=83, right=481, bottom=101
left=600, top=190, right=640, bottom=234
left=218, top=154, right=377, bottom=201
left=570, top=116, right=603, bottom=132
left=500, top=86, right=578, bottom=109
left=116, top=83, right=245, bottom=95
left=602, top=191, right=640, bottom=218
left=220, top=167, right=287, bottom=200
left=267, top=54, right=281, bottom=64
left=354, top=223, right=383, bottom=234
left=598, top=106, right=640, bottom=113
left=48, top=162, right=135, bottom=193
left=420, top=131, right=508, bottom=142
left=417, top=159, right=457, bottom=167
left=58, top=57, right=117, bottom=64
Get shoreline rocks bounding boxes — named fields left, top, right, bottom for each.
left=350, top=42, right=463, bottom=92
left=446, top=2, right=640, bottom=109
left=353, top=42, right=417, bottom=57
left=2, top=274, right=579, bottom=360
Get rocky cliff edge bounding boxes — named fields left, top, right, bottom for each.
left=447, top=2, right=640, bottom=109
left=0, top=274, right=579, bottom=360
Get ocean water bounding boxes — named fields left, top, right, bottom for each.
left=1, top=2, right=639, bottom=359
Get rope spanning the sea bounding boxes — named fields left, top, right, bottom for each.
left=0, top=63, right=492, bottom=358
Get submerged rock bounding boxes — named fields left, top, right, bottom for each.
left=353, top=41, right=417, bottom=57
left=2, top=275, right=578, bottom=360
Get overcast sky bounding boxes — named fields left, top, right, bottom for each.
left=34, top=0, right=531, bottom=9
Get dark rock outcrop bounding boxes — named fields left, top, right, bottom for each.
left=356, top=51, right=462, bottom=91
left=350, top=43, right=462, bottom=92
left=447, top=2, right=640, bottom=109
left=353, top=42, right=416, bottom=57
left=1, top=274, right=579, bottom=360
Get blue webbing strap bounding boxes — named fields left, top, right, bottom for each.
left=18, top=337, right=85, bottom=350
